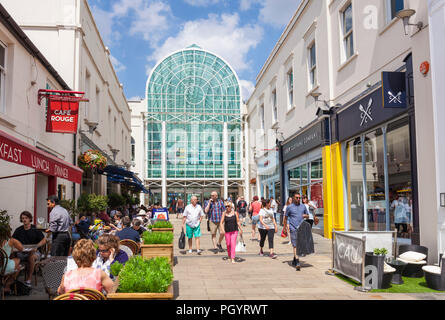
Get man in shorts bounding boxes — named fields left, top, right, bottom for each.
left=182, top=196, right=205, bottom=255
left=12, top=211, right=47, bottom=287
left=237, top=196, right=248, bottom=226
left=283, top=194, right=309, bottom=271
left=204, top=191, right=226, bottom=253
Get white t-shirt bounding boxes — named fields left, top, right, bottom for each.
left=183, top=204, right=205, bottom=228
left=258, top=208, right=275, bottom=229
left=271, top=200, right=278, bottom=213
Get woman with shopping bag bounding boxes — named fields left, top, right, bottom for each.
left=220, top=201, right=243, bottom=264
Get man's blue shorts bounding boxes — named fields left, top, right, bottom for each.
left=186, top=224, right=201, bottom=238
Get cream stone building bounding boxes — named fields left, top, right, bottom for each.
left=2, top=0, right=132, bottom=199
left=247, top=0, right=440, bottom=261
left=0, top=4, right=82, bottom=230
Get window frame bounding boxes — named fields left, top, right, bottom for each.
left=341, top=3, right=354, bottom=61
left=259, top=103, right=265, bottom=130
left=0, top=41, right=7, bottom=114
left=386, top=0, right=404, bottom=24
left=271, top=88, right=277, bottom=123
left=287, top=69, right=294, bottom=110
left=308, top=41, right=317, bottom=90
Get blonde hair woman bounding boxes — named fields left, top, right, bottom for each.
left=220, top=201, right=243, bottom=264
left=57, top=239, right=114, bottom=295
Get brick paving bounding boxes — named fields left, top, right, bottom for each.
left=171, top=216, right=445, bottom=300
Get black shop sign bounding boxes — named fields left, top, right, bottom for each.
left=282, top=122, right=324, bottom=163
left=337, top=87, right=407, bottom=142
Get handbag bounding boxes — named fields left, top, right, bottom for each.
left=178, top=228, right=186, bottom=250
left=314, top=216, right=320, bottom=226
left=281, top=228, right=288, bottom=238
left=235, top=234, right=246, bottom=253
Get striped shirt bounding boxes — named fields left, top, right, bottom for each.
left=204, top=199, right=225, bottom=223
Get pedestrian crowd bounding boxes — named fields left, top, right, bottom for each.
left=0, top=191, right=318, bottom=297
left=176, top=191, right=318, bottom=270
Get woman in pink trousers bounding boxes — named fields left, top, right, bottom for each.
left=220, top=201, right=243, bottom=264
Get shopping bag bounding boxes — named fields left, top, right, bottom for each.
left=281, top=228, right=288, bottom=238
left=235, top=235, right=247, bottom=253
left=178, top=228, right=186, bottom=249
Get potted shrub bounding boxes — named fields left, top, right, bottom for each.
left=365, top=248, right=393, bottom=289
left=151, top=220, right=173, bottom=232
left=107, top=256, right=174, bottom=300
left=140, top=231, right=174, bottom=265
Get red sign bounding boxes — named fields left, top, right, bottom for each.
left=420, top=61, right=430, bottom=76
left=0, top=129, right=83, bottom=184
left=46, top=97, right=79, bottom=133
left=38, top=90, right=88, bottom=134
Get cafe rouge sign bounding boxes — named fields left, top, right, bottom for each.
left=38, top=89, right=88, bottom=134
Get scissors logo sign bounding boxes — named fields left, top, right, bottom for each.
left=359, top=98, right=373, bottom=127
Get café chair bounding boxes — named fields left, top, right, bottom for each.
left=41, top=257, right=67, bottom=299
left=422, top=257, right=445, bottom=291
left=119, top=245, right=133, bottom=258
left=53, top=292, right=89, bottom=300
left=119, top=239, right=139, bottom=256
left=397, top=244, right=428, bottom=278
left=67, top=288, right=107, bottom=300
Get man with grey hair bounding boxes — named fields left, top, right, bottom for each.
left=182, top=196, right=205, bottom=255
left=204, top=191, right=226, bottom=253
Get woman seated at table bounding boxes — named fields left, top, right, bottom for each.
left=1, top=224, right=24, bottom=294
left=109, top=212, right=123, bottom=234
left=92, top=234, right=129, bottom=279
left=57, top=239, right=113, bottom=295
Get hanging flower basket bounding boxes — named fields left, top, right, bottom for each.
left=77, top=149, right=107, bottom=171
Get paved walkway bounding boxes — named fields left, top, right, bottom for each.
left=6, top=216, right=445, bottom=301
left=171, top=216, right=445, bottom=300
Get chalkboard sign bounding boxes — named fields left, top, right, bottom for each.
left=333, top=232, right=365, bottom=283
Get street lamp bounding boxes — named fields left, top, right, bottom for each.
left=396, top=9, right=423, bottom=36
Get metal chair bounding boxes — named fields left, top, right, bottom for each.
left=0, top=247, right=25, bottom=299
left=119, top=239, right=139, bottom=256
left=53, top=292, right=89, bottom=300
left=67, top=288, right=107, bottom=300
left=41, top=257, right=67, bottom=299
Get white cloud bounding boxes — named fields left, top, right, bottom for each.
left=239, top=0, right=260, bottom=11
left=259, top=0, right=301, bottom=28
left=239, top=79, right=255, bottom=102
left=110, top=55, right=126, bottom=72
left=91, top=0, right=172, bottom=47
left=148, top=13, right=263, bottom=74
left=184, top=0, right=220, bottom=6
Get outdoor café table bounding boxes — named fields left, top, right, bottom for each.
left=387, top=259, right=408, bottom=285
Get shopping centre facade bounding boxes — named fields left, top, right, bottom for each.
left=130, top=45, right=248, bottom=208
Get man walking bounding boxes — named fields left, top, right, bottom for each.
left=237, top=196, right=248, bottom=226
left=204, top=191, right=225, bottom=253
left=46, top=195, right=72, bottom=257
left=182, top=196, right=205, bottom=255
left=283, top=193, right=309, bottom=271
left=176, top=198, right=185, bottom=219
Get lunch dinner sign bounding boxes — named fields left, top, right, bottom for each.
left=0, top=129, right=83, bottom=184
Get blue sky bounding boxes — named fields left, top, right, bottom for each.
left=89, top=0, right=302, bottom=102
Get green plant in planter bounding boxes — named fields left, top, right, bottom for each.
left=152, top=220, right=173, bottom=229
left=142, top=231, right=173, bottom=245
left=87, top=194, right=108, bottom=214
left=373, top=248, right=388, bottom=256
left=117, top=256, right=173, bottom=293
left=108, top=193, right=126, bottom=209
left=110, top=262, right=124, bottom=278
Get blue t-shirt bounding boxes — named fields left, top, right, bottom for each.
left=116, top=227, right=141, bottom=243
left=285, top=203, right=308, bottom=232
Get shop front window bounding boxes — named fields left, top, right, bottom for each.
left=365, top=129, right=387, bottom=231
left=345, top=118, right=413, bottom=242
left=387, top=119, right=412, bottom=240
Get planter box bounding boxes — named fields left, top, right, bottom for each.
left=107, top=278, right=174, bottom=300
left=140, top=244, right=174, bottom=265
left=151, top=228, right=174, bottom=232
